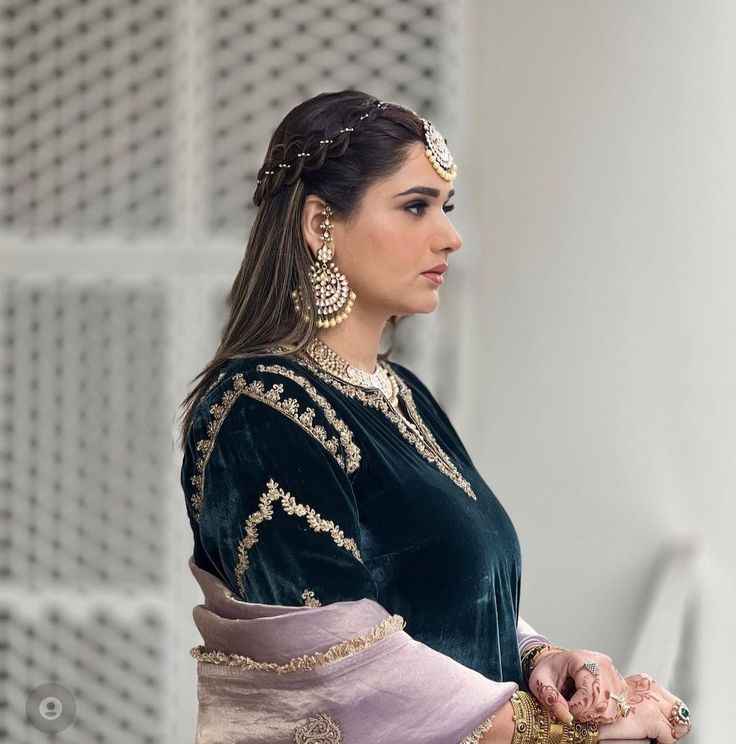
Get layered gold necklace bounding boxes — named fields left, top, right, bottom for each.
left=303, top=336, right=400, bottom=408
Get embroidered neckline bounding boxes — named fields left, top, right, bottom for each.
left=292, top=351, right=476, bottom=500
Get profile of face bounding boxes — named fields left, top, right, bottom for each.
left=301, top=141, right=463, bottom=321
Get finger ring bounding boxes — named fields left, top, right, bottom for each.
left=579, top=660, right=600, bottom=676
left=611, top=692, right=632, bottom=718
left=670, top=700, right=692, bottom=729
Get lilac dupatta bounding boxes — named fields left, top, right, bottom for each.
left=189, top=558, right=552, bottom=744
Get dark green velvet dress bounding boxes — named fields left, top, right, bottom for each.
left=181, top=351, right=525, bottom=685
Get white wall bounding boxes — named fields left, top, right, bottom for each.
left=456, top=1, right=736, bottom=736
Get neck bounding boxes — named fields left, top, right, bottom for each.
left=316, top=305, right=390, bottom=373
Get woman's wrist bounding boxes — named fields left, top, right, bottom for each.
left=520, top=643, right=565, bottom=681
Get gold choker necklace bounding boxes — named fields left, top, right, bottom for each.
left=304, top=337, right=398, bottom=405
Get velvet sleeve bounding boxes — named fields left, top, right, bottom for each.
left=184, top=366, right=378, bottom=607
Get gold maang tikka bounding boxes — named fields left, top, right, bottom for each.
left=291, top=205, right=356, bottom=328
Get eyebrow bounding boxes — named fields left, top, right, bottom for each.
left=392, top=186, right=455, bottom=199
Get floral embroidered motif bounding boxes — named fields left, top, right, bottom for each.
left=458, top=713, right=495, bottom=743
left=190, top=613, right=405, bottom=673
left=234, top=478, right=363, bottom=597
left=293, top=712, right=343, bottom=743
left=256, top=363, right=361, bottom=474
left=189, top=370, right=359, bottom=521
left=294, top=353, right=476, bottom=500
left=302, top=589, right=321, bottom=607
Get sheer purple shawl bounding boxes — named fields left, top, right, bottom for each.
left=188, top=558, right=541, bottom=744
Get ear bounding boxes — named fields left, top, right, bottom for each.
left=301, top=195, right=330, bottom=260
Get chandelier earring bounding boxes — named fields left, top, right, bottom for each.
left=297, top=205, right=356, bottom=328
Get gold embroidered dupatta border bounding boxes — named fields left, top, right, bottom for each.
left=191, top=612, right=406, bottom=673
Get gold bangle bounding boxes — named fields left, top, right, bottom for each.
left=521, top=644, right=565, bottom=680
left=509, top=692, right=600, bottom=744
left=521, top=644, right=550, bottom=680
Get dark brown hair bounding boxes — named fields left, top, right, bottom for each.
left=176, top=90, right=426, bottom=449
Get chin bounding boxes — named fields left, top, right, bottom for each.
left=397, top=297, right=440, bottom=316
left=381, top=286, right=440, bottom=318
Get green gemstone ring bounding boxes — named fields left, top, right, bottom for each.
left=671, top=700, right=691, bottom=727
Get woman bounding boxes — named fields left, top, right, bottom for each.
left=178, top=91, right=692, bottom=743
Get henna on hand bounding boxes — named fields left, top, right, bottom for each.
left=534, top=679, right=563, bottom=710
left=625, top=674, right=658, bottom=707
left=568, top=656, right=606, bottom=721
left=568, top=672, right=593, bottom=717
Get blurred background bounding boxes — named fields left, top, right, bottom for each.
left=2, top=0, right=733, bottom=740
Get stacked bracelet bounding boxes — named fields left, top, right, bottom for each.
left=521, top=644, right=565, bottom=681
left=510, top=691, right=599, bottom=744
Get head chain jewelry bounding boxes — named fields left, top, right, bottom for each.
left=255, top=99, right=457, bottom=204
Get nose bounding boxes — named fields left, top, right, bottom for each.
left=443, top=220, right=463, bottom=253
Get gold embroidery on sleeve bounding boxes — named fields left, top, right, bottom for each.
left=190, top=378, right=246, bottom=520
left=294, top=712, right=343, bottom=743
left=234, top=478, right=363, bottom=597
left=294, top=354, right=476, bottom=500
left=458, top=713, right=495, bottom=744
left=190, top=613, right=405, bottom=673
left=302, top=589, right=322, bottom=607
left=189, top=370, right=360, bottom=521
left=256, top=363, right=361, bottom=474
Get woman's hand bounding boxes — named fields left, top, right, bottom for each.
left=529, top=647, right=629, bottom=724
left=479, top=675, right=692, bottom=744
left=597, top=673, right=693, bottom=743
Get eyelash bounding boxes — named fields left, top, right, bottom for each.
left=405, top=200, right=455, bottom=216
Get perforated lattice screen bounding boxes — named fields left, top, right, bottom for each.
left=0, top=279, right=168, bottom=588
left=0, top=0, right=174, bottom=235
left=0, top=606, right=164, bottom=743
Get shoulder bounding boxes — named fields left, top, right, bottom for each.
left=194, top=353, right=331, bottom=428
left=189, top=352, right=361, bottom=473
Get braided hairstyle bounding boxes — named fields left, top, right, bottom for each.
left=178, top=90, right=428, bottom=448
left=254, top=97, right=399, bottom=207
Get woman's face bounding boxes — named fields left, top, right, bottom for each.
left=305, top=140, right=463, bottom=320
